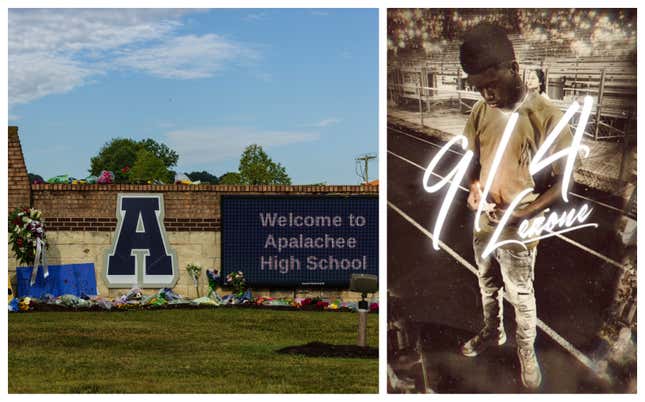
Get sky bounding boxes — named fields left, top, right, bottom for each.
left=8, top=8, right=378, bottom=185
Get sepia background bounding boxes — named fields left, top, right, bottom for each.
left=387, top=9, right=636, bottom=393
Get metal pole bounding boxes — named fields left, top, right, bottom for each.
left=618, top=112, right=632, bottom=183
left=417, top=82, right=424, bottom=126
left=416, top=336, right=431, bottom=393
left=358, top=309, right=368, bottom=347
left=365, top=158, right=369, bottom=185
left=356, top=154, right=376, bottom=184
left=594, top=69, right=606, bottom=141
left=457, top=67, right=462, bottom=113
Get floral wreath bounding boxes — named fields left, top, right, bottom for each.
left=9, top=207, right=48, bottom=284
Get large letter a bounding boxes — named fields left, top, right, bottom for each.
left=105, top=194, right=178, bottom=288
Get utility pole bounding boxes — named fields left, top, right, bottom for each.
left=355, top=153, right=377, bottom=184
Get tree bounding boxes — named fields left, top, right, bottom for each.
left=218, top=172, right=243, bottom=185
left=89, top=138, right=138, bottom=182
left=89, top=138, right=179, bottom=183
left=128, top=149, right=173, bottom=184
left=139, top=138, right=179, bottom=168
left=238, top=144, right=291, bottom=185
left=186, top=171, right=219, bottom=184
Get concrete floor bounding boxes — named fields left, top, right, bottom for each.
left=386, top=127, right=635, bottom=393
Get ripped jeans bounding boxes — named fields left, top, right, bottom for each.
left=473, top=237, right=537, bottom=349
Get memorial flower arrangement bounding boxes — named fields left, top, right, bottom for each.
left=226, top=271, right=246, bottom=297
left=9, top=207, right=47, bottom=267
left=206, top=269, right=220, bottom=298
left=186, top=263, right=202, bottom=297
left=9, top=289, right=379, bottom=313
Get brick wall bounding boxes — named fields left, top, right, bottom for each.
left=31, top=184, right=376, bottom=231
left=27, top=185, right=376, bottom=297
left=8, top=126, right=31, bottom=212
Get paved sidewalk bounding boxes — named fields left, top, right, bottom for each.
left=388, top=106, right=636, bottom=202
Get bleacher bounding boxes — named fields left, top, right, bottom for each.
left=388, top=34, right=636, bottom=140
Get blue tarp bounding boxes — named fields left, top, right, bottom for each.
left=16, top=264, right=97, bottom=298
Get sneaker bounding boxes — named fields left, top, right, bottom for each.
left=461, top=329, right=506, bottom=357
left=517, top=346, right=542, bottom=390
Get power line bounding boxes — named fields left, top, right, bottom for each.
left=355, top=153, right=377, bottom=184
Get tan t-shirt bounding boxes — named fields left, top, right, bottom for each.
left=464, top=92, right=574, bottom=250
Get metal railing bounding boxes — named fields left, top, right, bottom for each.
left=388, top=79, right=635, bottom=141
left=388, top=80, right=636, bottom=185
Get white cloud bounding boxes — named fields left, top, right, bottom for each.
left=114, top=34, right=257, bottom=79
left=164, top=127, right=319, bottom=165
left=9, top=9, right=257, bottom=107
left=9, top=53, right=96, bottom=105
left=308, top=118, right=341, bottom=128
left=9, top=9, right=183, bottom=55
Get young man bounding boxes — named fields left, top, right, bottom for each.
left=458, top=23, right=573, bottom=390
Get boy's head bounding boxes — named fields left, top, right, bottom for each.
left=460, top=23, right=523, bottom=109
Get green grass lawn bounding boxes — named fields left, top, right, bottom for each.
left=9, top=308, right=378, bottom=393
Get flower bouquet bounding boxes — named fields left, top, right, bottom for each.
left=225, top=271, right=246, bottom=298
left=8, top=207, right=48, bottom=285
left=186, top=263, right=202, bottom=297
left=206, top=269, right=221, bottom=300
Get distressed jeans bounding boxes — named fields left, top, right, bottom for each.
left=473, top=237, right=537, bottom=348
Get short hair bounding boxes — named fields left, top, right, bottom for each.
left=459, top=23, right=516, bottom=75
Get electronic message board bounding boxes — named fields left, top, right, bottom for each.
left=221, top=195, right=378, bottom=287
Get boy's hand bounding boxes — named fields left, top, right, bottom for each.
left=468, top=182, right=496, bottom=213
left=467, top=185, right=481, bottom=211
left=493, top=207, right=530, bottom=225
